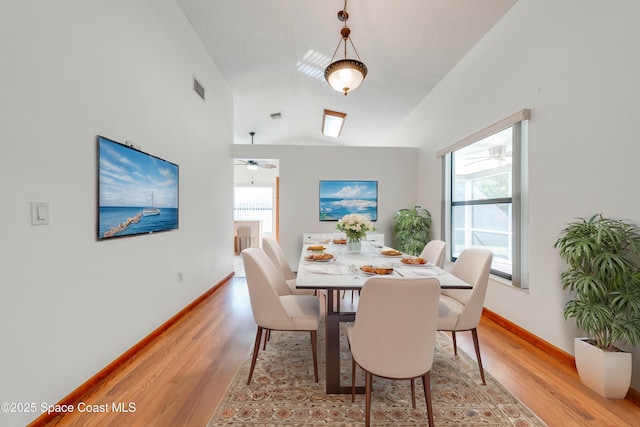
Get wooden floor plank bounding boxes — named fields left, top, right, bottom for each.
left=36, top=276, right=640, bottom=426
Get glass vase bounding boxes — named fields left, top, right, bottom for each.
left=347, top=237, right=362, bottom=253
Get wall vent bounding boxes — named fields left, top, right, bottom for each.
left=193, top=77, right=205, bottom=100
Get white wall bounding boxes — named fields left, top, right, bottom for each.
left=4, top=3, right=637, bottom=423
left=0, top=1, right=234, bottom=425
left=391, top=0, right=640, bottom=389
left=231, top=145, right=420, bottom=267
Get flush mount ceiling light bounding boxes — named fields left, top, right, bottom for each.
left=324, top=0, right=367, bottom=96
left=322, top=109, right=347, bottom=137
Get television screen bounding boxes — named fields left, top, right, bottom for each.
left=97, top=135, right=179, bottom=240
left=319, top=180, right=378, bottom=221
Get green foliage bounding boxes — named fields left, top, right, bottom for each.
left=554, top=214, right=640, bottom=350
left=392, top=206, right=432, bottom=256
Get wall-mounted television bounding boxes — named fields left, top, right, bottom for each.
left=319, top=180, right=378, bottom=221
left=97, top=135, right=179, bottom=240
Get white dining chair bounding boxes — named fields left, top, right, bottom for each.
left=242, top=248, right=320, bottom=384
left=347, top=276, right=441, bottom=427
left=419, top=239, right=446, bottom=268
left=438, top=247, right=493, bottom=384
left=236, top=224, right=253, bottom=252
left=262, top=236, right=315, bottom=296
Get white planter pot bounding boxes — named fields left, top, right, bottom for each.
left=574, top=338, right=632, bottom=399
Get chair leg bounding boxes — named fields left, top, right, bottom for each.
left=365, top=371, right=372, bottom=427
left=422, top=371, right=434, bottom=427
left=341, top=290, right=357, bottom=302
left=451, top=330, right=458, bottom=355
left=247, top=326, right=263, bottom=385
left=262, top=329, right=270, bottom=350
left=351, top=358, right=357, bottom=402
left=311, top=330, right=319, bottom=382
left=410, top=379, right=416, bottom=408
left=471, top=328, right=486, bottom=385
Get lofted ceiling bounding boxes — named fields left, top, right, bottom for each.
left=176, top=0, right=517, bottom=147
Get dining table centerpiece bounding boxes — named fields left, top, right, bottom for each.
left=336, top=213, right=375, bottom=253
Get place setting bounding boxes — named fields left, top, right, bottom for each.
left=392, top=256, right=450, bottom=278
left=304, top=252, right=335, bottom=262
left=358, top=265, right=394, bottom=276
left=373, top=248, right=444, bottom=277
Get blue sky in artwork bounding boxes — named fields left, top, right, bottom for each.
left=99, top=137, right=178, bottom=208
left=319, top=181, right=377, bottom=199
left=319, top=180, right=378, bottom=220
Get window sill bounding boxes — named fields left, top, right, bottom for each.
left=490, top=273, right=528, bottom=291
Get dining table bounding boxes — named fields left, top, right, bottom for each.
left=295, top=239, right=472, bottom=394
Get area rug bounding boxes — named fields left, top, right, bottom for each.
left=208, top=323, right=547, bottom=426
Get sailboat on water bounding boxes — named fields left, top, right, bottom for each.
left=142, top=191, right=160, bottom=216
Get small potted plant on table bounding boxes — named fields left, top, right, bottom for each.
left=554, top=214, right=640, bottom=398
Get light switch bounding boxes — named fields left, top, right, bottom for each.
left=37, top=204, right=47, bottom=220
left=31, top=201, right=49, bottom=225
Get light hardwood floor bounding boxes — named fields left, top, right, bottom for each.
left=36, top=276, right=640, bottom=427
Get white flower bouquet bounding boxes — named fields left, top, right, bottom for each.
left=336, top=213, right=375, bottom=242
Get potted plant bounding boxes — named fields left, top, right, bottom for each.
left=392, top=206, right=432, bottom=256
left=554, top=214, right=640, bottom=398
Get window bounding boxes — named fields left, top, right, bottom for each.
left=233, top=186, right=274, bottom=236
left=439, top=110, right=529, bottom=288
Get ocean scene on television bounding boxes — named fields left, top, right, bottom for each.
left=319, top=180, right=378, bottom=221
left=98, top=136, right=179, bottom=239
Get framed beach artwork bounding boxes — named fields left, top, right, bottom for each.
left=319, top=180, right=378, bottom=221
left=97, top=135, right=179, bottom=240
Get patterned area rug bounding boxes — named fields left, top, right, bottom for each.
left=208, top=322, right=547, bottom=426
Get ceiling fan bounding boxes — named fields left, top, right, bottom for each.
left=234, top=159, right=277, bottom=170
left=464, top=145, right=511, bottom=166
left=233, top=131, right=278, bottom=170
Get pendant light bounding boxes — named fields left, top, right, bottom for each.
left=324, top=0, right=368, bottom=96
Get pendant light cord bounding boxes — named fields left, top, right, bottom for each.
left=328, top=0, right=362, bottom=62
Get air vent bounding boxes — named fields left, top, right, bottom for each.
left=270, top=112, right=282, bottom=120
left=193, top=77, right=205, bottom=100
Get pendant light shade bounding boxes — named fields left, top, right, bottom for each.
left=324, top=1, right=367, bottom=95
left=324, top=59, right=367, bottom=95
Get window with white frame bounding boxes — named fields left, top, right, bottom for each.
left=234, top=186, right=274, bottom=236
left=440, top=110, right=529, bottom=288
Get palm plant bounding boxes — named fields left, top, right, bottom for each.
left=554, top=214, right=640, bottom=350
left=392, top=206, right=432, bottom=256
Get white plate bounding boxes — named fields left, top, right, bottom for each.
left=359, top=267, right=394, bottom=275
left=380, top=253, right=403, bottom=258
left=404, top=269, right=441, bottom=277
left=305, top=256, right=334, bottom=262
left=399, top=261, right=434, bottom=267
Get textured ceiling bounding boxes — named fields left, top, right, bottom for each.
left=176, top=0, right=517, bottom=146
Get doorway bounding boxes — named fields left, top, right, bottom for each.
left=233, top=158, right=280, bottom=273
